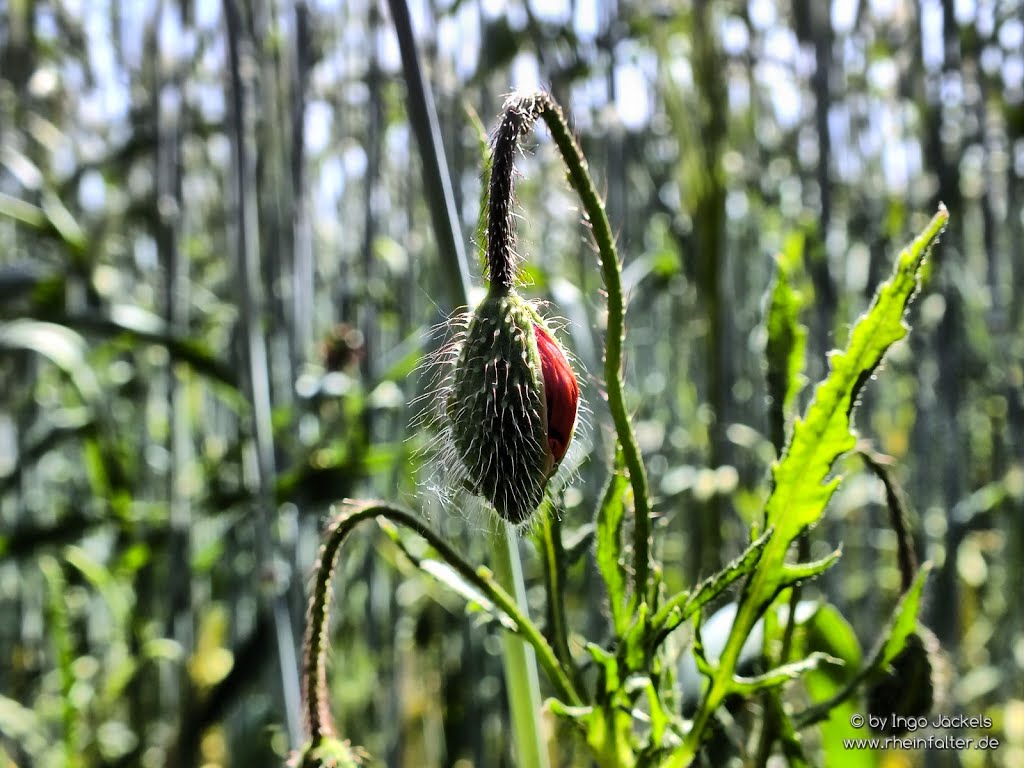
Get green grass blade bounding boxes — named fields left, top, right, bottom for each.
left=765, top=232, right=809, bottom=453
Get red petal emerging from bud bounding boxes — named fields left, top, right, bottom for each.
left=534, top=324, right=579, bottom=466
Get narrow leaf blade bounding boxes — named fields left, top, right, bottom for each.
left=765, top=232, right=809, bottom=452
left=597, top=452, right=632, bottom=635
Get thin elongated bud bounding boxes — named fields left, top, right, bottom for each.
left=866, top=626, right=950, bottom=735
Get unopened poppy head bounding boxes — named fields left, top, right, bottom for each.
left=444, top=287, right=579, bottom=525
left=866, top=627, right=949, bottom=735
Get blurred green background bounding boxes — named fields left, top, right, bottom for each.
left=1, top=0, right=1022, bottom=766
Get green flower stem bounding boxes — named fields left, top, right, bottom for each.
left=533, top=96, right=654, bottom=602
left=537, top=503, right=575, bottom=675
left=303, top=501, right=581, bottom=748
left=487, top=91, right=653, bottom=602
left=491, top=523, right=553, bottom=768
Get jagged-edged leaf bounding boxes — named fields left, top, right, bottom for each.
left=597, top=452, right=632, bottom=636
left=765, top=207, right=948, bottom=541
left=765, top=231, right=809, bottom=452
left=778, top=547, right=842, bottom=587
left=670, top=209, right=949, bottom=766
left=730, top=652, right=840, bottom=696
left=652, top=528, right=771, bottom=642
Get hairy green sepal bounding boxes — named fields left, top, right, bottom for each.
left=448, top=286, right=552, bottom=524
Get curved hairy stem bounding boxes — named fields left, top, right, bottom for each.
left=303, top=500, right=583, bottom=745
left=493, top=91, right=653, bottom=601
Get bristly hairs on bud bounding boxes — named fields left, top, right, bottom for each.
left=414, top=91, right=583, bottom=528
left=413, top=301, right=588, bottom=530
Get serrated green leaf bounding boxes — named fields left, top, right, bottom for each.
left=597, top=452, right=632, bottom=636
left=778, top=547, right=842, bottom=587
left=651, top=527, right=771, bottom=644
left=672, top=208, right=949, bottom=766
left=765, top=207, right=948, bottom=540
left=730, top=652, right=840, bottom=696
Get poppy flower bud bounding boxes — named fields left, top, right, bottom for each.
left=866, top=626, right=949, bottom=735
left=447, top=287, right=579, bottom=525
